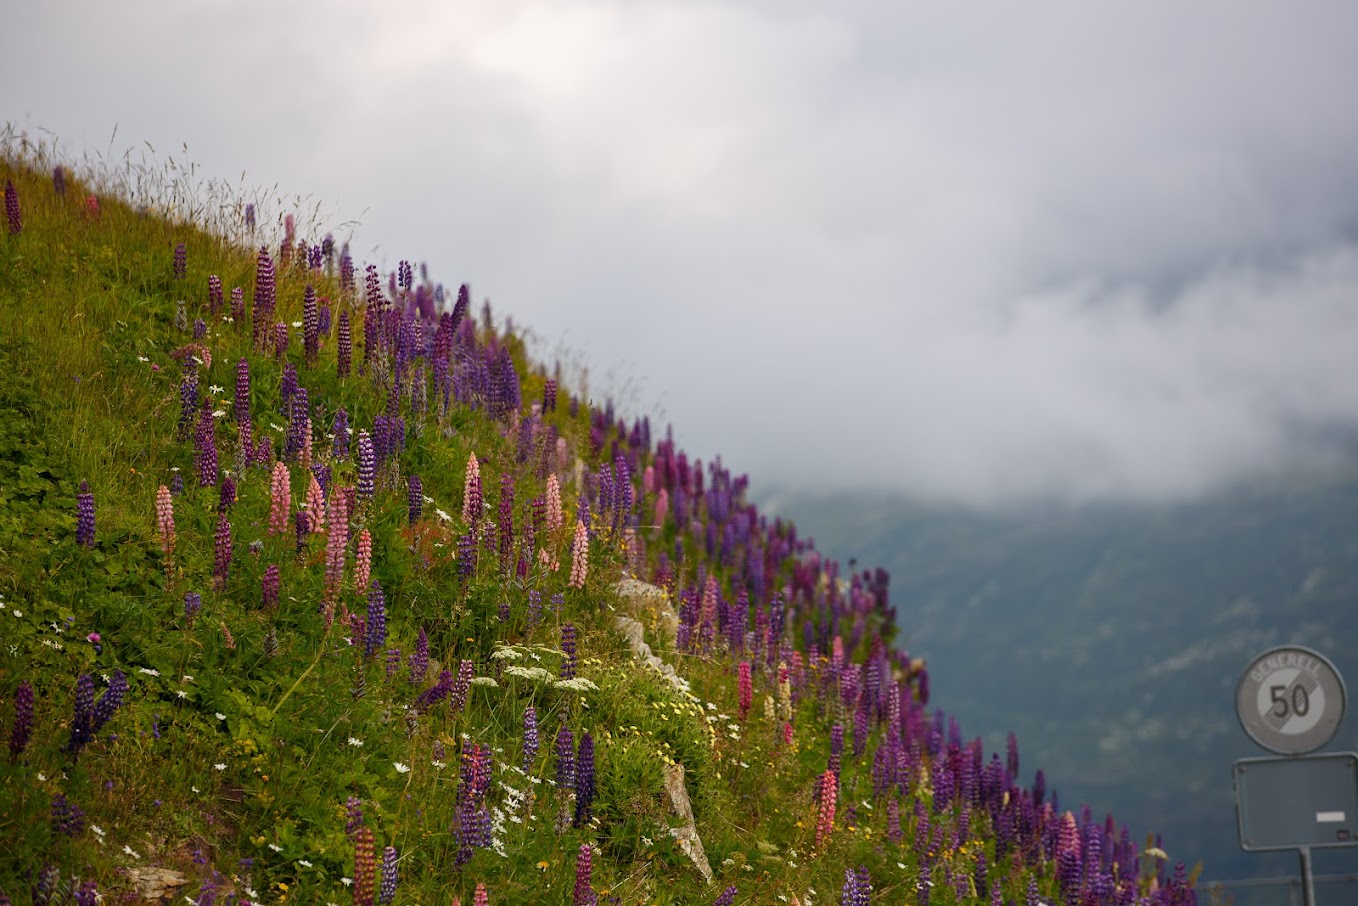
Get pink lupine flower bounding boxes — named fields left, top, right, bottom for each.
left=355, top=529, right=373, bottom=593
left=473, top=883, right=489, bottom=906
left=300, top=418, right=313, bottom=472
left=642, top=465, right=654, bottom=495
left=545, top=473, right=563, bottom=533
left=155, top=484, right=176, bottom=558
left=305, top=474, right=326, bottom=533
left=324, top=489, right=350, bottom=611
left=568, top=519, right=588, bottom=588
left=654, top=489, right=668, bottom=528
left=814, top=769, right=837, bottom=849
left=268, top=461, right=291, bottom=536
left=737, top=661, right=753, bottom=722
left=462, top=452, right=481, bottom=524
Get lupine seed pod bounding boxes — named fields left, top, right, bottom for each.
left=76, top=481, right=96, bottom=548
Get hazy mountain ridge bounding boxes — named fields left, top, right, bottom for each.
left=759, top=476, right=1358, bottom=885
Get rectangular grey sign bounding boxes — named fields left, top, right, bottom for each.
left=1234, top=752, right=1358, bottom=851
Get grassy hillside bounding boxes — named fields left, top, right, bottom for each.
left=0, top=134, right=1198, bottom=906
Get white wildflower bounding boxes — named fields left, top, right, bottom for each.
left=348, top=737, right=364, bottom=747
left=215, top=712, right=226, bottom=721
left=298, top=859, right=313, bottom=868
left=394, top=762, right=410, bottom=774
left=469, top=676, right=498, bottom=687
left=214, top=763, right=227, bottom=771
left=123, top=844, right=140, bottom=859
left=268, top=843, right=282, bottom=852
left=553, top=677, right=598, bottom=692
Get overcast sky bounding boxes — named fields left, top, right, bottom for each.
left=6, top=1, right=1358, bottom=506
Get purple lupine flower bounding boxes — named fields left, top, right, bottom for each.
left=561, top=623, right=577, bottom=679
left=53, top=165, right=67, bottom=196
left=456, top=532, right=476, bottom=579
left=4, top=179, right=20, bottom=235
left=208, top=275, right=223, bottom=315
left=50, top=793, right=87, bottom=837
left=385, top=648, right=402, bottom=678
left=551, top=592, right=564, bottom=615
left=497, top=473, right=515, bottom=572
left=573, top=732, right=596, bottom=827
left=408, top=627, right=428, bottom=685
left=713, top=886, right=737, bottom=906
left=294, top=509, right=310, bottom=553
left=345, top=796, right=364, bottom=835
left=449, top=660, right=474, bottom=712
left=195, top=402, right=218, bottom=487
left=170, top=472, right=185, bottom=496
left=556, top=725, right=575, bottom=790
left=67, top=674, right=96, bottom=755
left=573, top=843, right=595, bottom=906
left=262, top=564, right=280, bottom=609
left=543, top=378, right=557, bottom=413
left=379, top=845, right=398, bottom=905
left=76, top=481, right=95, bottom=548
left=523, top=705, right=539, bottom=773
left=8, top=680, right=34, bottom=759
left=217, top=473, right=236, bottom=512
left=230, top=286, right=244, bottom=322
left=303, top=285, right=319, bottom=363
left=828, top=724, right=844, bottom=779
left=273, top=321, right=289, bottom=360
left=337, top=310, right=352, bottom=378
left=414, top=669, right=453, bottom=710
left=178, top=367, right=200, bottom=439
left=184, top=591, right=202, bottom=625
left=332, top=408, right=349, bottom=459
left=251, top=248, right=276, bottom=352
left=319, top=300, right=331, bottom=336
left=340, top=245, right=355, bottom=292
left=286, top=387, right=309, bottom=461
left=356, top=430, right=375, bottom=499
left=91, top=670, right=127, bottom=733
left=212, top=513, right=232, bottom=589
left=526, top=590, right=542, bottom=630
left=173, top=242, right=187, bottom=279
left=74, top=881, right=98, bottom=906
left=365, top=579, right=387, bottom=659
left=407, top=475, right=422, bottom=525
left=244, top=203, right=256, bottom=232
left=193, top=317, right=206, bottom=339
left=852, top=706, right=869, bottom=759
left=398, top=260, right=413, bottom=293
left=308, top=244, right=323, bottom=271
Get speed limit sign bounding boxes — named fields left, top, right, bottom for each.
left=1236, top=646, right=1347, bottom=756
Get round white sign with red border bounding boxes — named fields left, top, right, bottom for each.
left=1236, top=645, right=1347, bottom=756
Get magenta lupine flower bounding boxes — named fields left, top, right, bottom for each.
left=173, top=242, right=187, bottom=279
left=712, top=886, right=737, bottom=906
left=522, top=705, right=539, bottom=773
left=473, top=883, right=488, bottom=906
left=737, top=662, right=752, bottom=721
left=218, top=473, right=236, bottom=512
left=273, top=321, right=289, bottom=360
left=212, top=513, right=232, bottom=589
left=303, top=285, right=319, bottom=363
left=356, top=431, right=376, bottom=500
left=345, top=796, right=364, bottom=835
left=560, top=624, right=577, bottom=679
left=408, top=627, right=428, bottom=685
left=573, top=843, right=595, bottom=906
left=379, top=845, right=398, bottom=905
left=573, top=732, right=596, bottom=827
left=497, top=473, right=515, bottom=572
left=195, top=401, right=218, bottom=487
left=262, top=564, right=280, bottom=609
left=4, top=179, right=20, bottom=235
left=556, top=725, right=575, bottom=789
left=8, top=680, right=33, bottom=759
left=365, top=580, right=387, bottom=659
left=407, top=475, right=422, bottom=525
left=337, top=311, right=352, bottom=378
left=76, top=481, right=95, bottom=548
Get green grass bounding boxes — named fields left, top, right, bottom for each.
left=0, top=132, right=1175, bottom=906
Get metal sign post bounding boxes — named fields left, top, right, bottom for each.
left=1233, top=646, right=1355, bottom=906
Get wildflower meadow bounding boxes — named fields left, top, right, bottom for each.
left=0, top=129, right=1199, bottom=905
